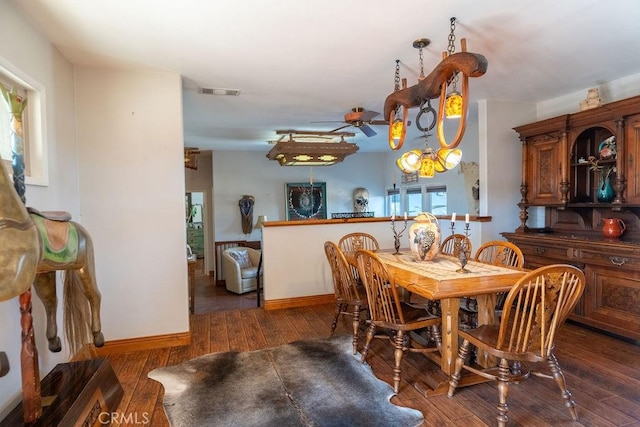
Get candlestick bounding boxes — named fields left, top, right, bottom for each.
left=391, top=215, right=408, bottom=255
left=404, top=212, right=408, bottom=220
left=451, top=217, right=471, bottom=273
left=465, top=213, right=470, bottom=224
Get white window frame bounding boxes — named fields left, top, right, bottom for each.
left=386, top=184, right=447, bottom=216
left=0, top=60, right=48, bottom=186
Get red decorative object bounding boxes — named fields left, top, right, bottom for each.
left=602, top=218, right=625, bottom=239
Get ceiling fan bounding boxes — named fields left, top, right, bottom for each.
left=314, top=107, right=389, bottom=137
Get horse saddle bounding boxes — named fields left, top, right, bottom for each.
left=27, top=207, right=72, bottom=222
left=27, top=207, right=78, bottom=264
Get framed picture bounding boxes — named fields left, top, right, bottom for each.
left=286, top=182, right=327, bottom=220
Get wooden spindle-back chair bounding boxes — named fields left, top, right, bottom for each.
left=448, top=264, right=585, bottom=427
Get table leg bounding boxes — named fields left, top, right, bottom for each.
left=413, top=297, right=460, bottom=396
left=413, top=296, right=495, bottom=396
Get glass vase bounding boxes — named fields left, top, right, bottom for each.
left=596, top=174, right=615, bottom=203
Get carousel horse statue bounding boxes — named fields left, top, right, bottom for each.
left=0, top=158, right=104, bottom=355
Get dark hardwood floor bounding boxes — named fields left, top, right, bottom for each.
left=94, top=264, right=640, bottom=426
left=193, top=269, right=260, bottom=314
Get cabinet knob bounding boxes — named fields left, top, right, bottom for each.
left=535, top=247, right=546, bottom=254
left=609, top=256, right=628, bottom=266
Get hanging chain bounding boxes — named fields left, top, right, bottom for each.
left=418, top=46, right=425, bottom=80
left=394, top=60, right=401, bottom=119
left=447, top=17, right=456, bottom=56
left=447, top=17, right=459, bottom=90
left=394, top=59, right=401, bottom=91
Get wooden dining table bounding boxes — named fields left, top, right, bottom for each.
left=376, top=250, right=527, bottom=396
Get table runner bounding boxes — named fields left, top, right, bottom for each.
left=377, top=252, right=519, bottom=281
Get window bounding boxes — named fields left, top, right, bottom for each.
left=406, top=187, right=423, bottom=216
left=386, top=184, right=447, bottom=216
left=0, top=62, right=47, bottom=186
left=427, top=185, right=447, bottom=215
left=387, top=186, right=400, bottom=216
left=0, top=77, right=29, bottom=173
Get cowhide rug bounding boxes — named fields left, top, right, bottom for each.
left=148, top=335, right=424, bottom=427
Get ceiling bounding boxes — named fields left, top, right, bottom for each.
left=13, top=0, right=640, bottom=153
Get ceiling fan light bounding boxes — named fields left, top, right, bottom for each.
left=445, top=91, right=463, bottom=118
left=396, top=150, right=422, bottom=173
left=266, top=133, right=358, bottom=166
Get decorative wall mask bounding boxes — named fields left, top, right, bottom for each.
left=238, top=195, right=255, bottom=234
left=353, top=188, right=369, bottom=213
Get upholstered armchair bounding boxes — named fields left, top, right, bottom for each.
left=222, top=247, right=262, bottom=294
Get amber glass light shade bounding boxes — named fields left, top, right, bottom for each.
left=437, top=148, right=462, bottom=170
left=418, top=157, right=435, bottom=178
left=445, top=91, right=463, bottom=118
left=391, top=119, right=405, bottom=141
left=396, top=149, right=422, bottom=173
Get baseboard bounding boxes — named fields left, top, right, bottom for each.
left=89, top=331, right=191, bottom=356
left=264, top=294, right=334, bottom=310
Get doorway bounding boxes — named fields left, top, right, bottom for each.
left=185, top=191, right=205, bottom=268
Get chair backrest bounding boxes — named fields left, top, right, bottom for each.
left=324, top=241, right=361, bottom=302
left=498, top=264, right=585, bottom=358
left=474, top=240, right=524, bottom=269
left=355, top=249, right=406, bottom=325
left=338, top=232, right=380, bottom=257
left=439, top=234, right=472, bottom=257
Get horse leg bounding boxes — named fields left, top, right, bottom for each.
left=76, top=266, right=104, bottom=347
left=33, top=272, right=62, bottom=352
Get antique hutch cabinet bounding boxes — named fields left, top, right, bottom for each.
left=503, top=94, right=640, bottom=341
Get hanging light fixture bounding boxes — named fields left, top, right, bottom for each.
left=444, top=17, right=463, bottom=119
left=388, top=60, right=408, bottom=150
left=266, top=130, right=358, bottom=166
left=396, top=133, right=459, bottom=178
left=394, top=35, right=463, bottom=178
left=385, top=15, right=487, bottom=174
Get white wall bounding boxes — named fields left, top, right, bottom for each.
left=479, top=99, right=536, bottom=240
left=74, top=68, right=189, bottom=341
left=0, top=1, right=81, bottom=416
left=537, top=72, right=640, bottom=120
left=263, top=219, right=483, bottom=301
left=212, top=152, right=392, bottom=242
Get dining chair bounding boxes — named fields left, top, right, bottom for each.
left=459, top=240, right=525, bottom=328
left=447, top=264, right=585, bottom=427
left=355, top=249, right=441, bottom=393
left=439, top=233, right=472, bottom=258
left=323, top=241, right=368, bottom=355
left=338, top=232, right=380, bottom=283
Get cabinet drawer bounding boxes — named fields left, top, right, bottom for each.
left=580, top=249, right=640, bottom=271
left=517, top=243, right=573, bottom=262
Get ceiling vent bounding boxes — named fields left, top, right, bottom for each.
left=198, top=88, right=241, bottom=96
